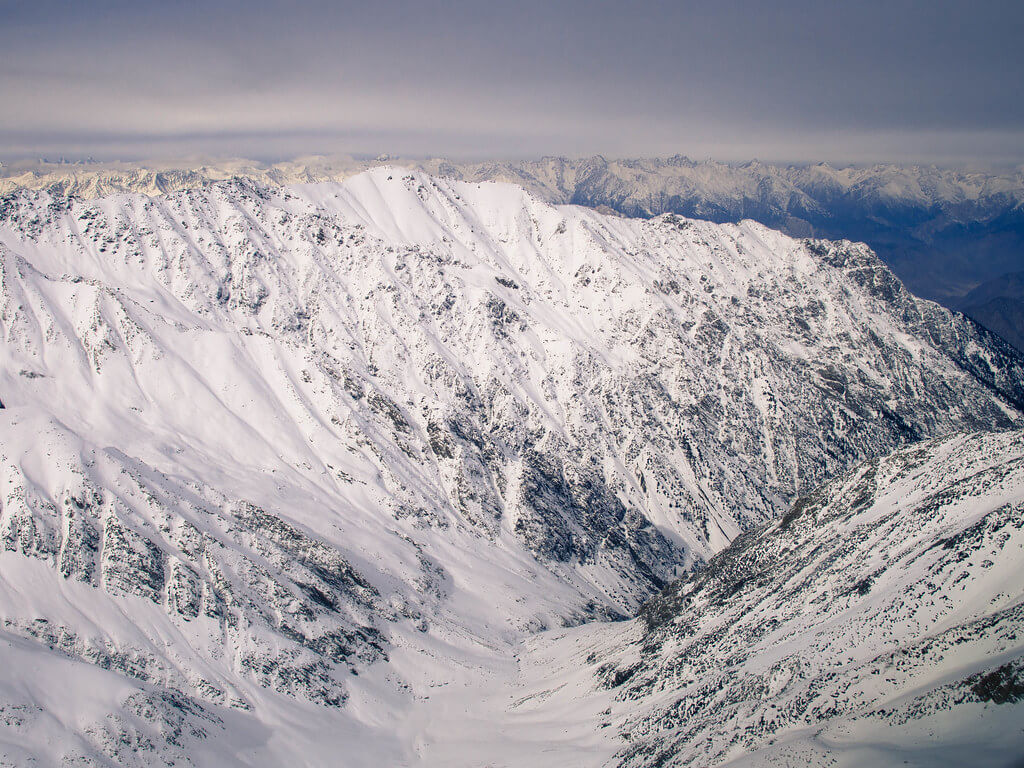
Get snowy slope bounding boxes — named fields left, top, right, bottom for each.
left=0, top=168, right=1022, bottom=764
left=497, top=430, right=1024, bottom=768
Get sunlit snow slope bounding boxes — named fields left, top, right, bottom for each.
left=0, top=168, right=1022, bottom=765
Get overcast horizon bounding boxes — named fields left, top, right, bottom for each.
left=2, top=0, right=1022, bottom=167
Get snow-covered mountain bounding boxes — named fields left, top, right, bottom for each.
left=504, top=429, right=1024, bottom=768
left=5, top=155, right=1022, bottom=305
left=0, top=168, right=1022, bottom=765
left=431, top=156, right=1024, bottom=305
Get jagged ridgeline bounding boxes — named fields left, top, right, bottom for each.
left=6, top=157, right=1023, bottom=306
left=0, top=168, right=1022, bottom=765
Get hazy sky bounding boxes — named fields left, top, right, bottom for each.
left=2, top=0, right=1022, bottom=165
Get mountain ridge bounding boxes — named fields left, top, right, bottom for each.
left=3, top=154, right=1022, bottom=300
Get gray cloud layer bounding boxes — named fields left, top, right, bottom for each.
left=2, top=0, right=1022, bottom=164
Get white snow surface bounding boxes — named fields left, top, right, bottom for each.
left=0, top=168, right=1021, bottom=766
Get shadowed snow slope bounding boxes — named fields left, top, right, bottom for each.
left=0, top=168, right=1022, bottom=765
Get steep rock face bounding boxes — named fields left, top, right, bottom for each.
left=0, top=169, right=1023, bottom=764
left=555, top=430, right=1024, bottom=768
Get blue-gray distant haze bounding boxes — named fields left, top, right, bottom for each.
left=1, top=0, right=1022, bottom=164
